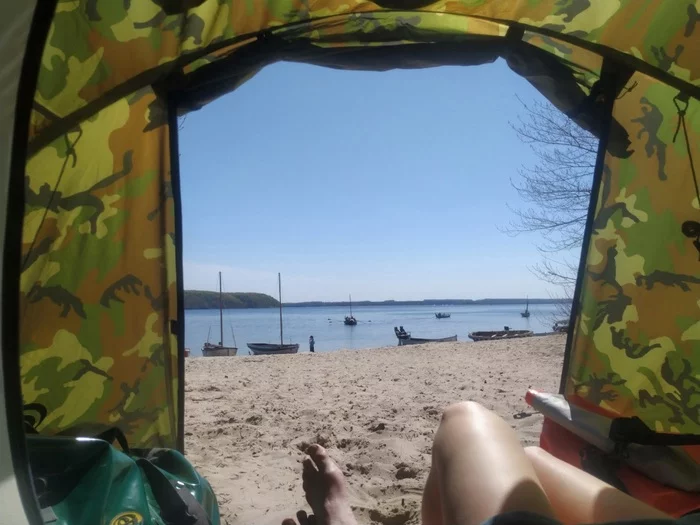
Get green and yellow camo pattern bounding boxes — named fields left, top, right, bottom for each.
left=23, top=87, right=178, bottom=447
left=22, top=1, right=699, bottom=448
left=566, top=71, right=700, bottom=436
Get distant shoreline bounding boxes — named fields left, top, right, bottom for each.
left=184, top=295, right=569, bottom=310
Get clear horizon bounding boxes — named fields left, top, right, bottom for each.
left=179, top=59, right=580, bottom=302
left=183, top=288, right=564, bottom=303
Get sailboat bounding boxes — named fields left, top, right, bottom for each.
left=247, top=273, right=299, bottom=355
left=521, top=296, right=531, bottom=318
left=344, top=294, right=357, bottom=325
left=202, top=272, right=238, bottom=357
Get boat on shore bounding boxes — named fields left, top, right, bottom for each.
left=394, top=326, right=456, bottom=345
left=398, top=335, right=458, bottom=346
left=468, top=329, right=533, bottom=342
left=435, top=312, right=451, bottom=319
left=552, top=320, right=569, bottom=333
left=247, top=343, right=299, bottom=355
left=202, top=341, right=237, bottom=357
left=344, top=294, right=357, bottom=325
left=247, top=273, right=299, bottom=356
left=202, top=271, right=238, bottom=357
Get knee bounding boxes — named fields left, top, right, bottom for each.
left=441, top=401, right=488, bottom=422
left=524, top=446, right=547, bottom=463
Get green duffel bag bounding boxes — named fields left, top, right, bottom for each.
left=27, top=431, right=220, bottom=525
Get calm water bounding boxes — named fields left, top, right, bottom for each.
left=185, top=303, right=563, bottom=356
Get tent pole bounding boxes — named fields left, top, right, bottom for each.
left=2, top=2, right=58, bottom=524
left=167, top=93, right=186, bottom=452
left=559, top=59, right=627, bottom=394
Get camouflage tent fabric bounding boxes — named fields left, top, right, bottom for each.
left=21, top=1, right=699, bottom=451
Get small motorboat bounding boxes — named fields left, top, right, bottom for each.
left=553, top=320, right=569, bottom=333
left=394, top=326, right=456, bottom=345
left=435, top=312, right=451, bottom=319
left=398, top=335, right=458, bottom=346
left=394, top=326, right=410, bottom=340
left=468, top=328, right=533, bottom=342
left=247, top=343, right=300, bottom=355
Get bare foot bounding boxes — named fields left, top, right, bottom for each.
left=283, top=510, right=316, bottom=525
left=301, top=444, right=357, bottom=525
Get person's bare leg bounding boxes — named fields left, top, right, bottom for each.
left=428, top=402, right=554, bottom=525
left=524, top=447, right=671, bottom=524
left=421, top=463, right=443, bottom=525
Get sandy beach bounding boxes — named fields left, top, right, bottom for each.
left=185, top=334, right=566, bottom=525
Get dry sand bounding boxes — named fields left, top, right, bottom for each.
left=185, top=334, right=566, bottom=525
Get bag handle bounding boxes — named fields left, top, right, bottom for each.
left=95, top=427, right=130, bottom=453
left=137, top=459, right=211, bottom=525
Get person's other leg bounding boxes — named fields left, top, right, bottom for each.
left=524, top=447, right=671, bottom=524
left=423, top=402, right=554, bottom=525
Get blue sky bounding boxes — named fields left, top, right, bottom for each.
left=179, top=58, right=568, bottom=302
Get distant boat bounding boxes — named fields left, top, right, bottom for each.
left=344, top=294, right=357, bottom=325
left=521, top=297, right=530, bottom=318
left=468, top=328, right=533, bottom=342
left=202, top=271, right=238, bottom=357
left=435, top=312, right=451, bottom=319
left=394, top=326, right=456, bottom=346
left=247, top=273, right=299, bottom=356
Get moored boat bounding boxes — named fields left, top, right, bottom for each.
left=344, top=294, right=358, bottom=325
left=202, top=271, right=238, bottom=357
left=394, top=326, right=410, bottom=340
left=202, top=342, right=238, bottom=357
left=468, top=329, right=533, bottom=342
left=247, top=343, right=300, bottom=355
left=398, top=335, right=458, bottom=346
left=521, top=296, right=530, bottom=318
left=247, top=273, right=298, bottom=356
left=435, top=312, right=451, bottom=319
left=552, top=320, right=569, bottom=333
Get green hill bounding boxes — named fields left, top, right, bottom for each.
left=184, top=290, right=279, bottom=310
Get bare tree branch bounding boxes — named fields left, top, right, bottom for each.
left=505, top=98, right=597, bottom=308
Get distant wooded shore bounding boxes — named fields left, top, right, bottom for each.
left=184, top=291, right=568, bottom=310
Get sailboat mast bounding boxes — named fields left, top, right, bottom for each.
left=219, top=272, right=224, bottom=346
left=278, top=273, right=284, bottom=345
left=349, top=294, right=352, bottom=317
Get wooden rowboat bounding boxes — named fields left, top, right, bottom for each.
left=202, top=342, right=238, bottom=357
left=247, top=343, right=300, bottom=355
left=397, top=334, right=457, bottom=346
left=247, top=273, right=298, bottom=356
left=468, top=330, right=533, bottom=342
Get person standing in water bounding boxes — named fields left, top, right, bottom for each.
left=309, top=335, right=315, bottom=353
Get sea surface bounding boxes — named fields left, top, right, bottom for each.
left=185, top=303, right=565, bottom=356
